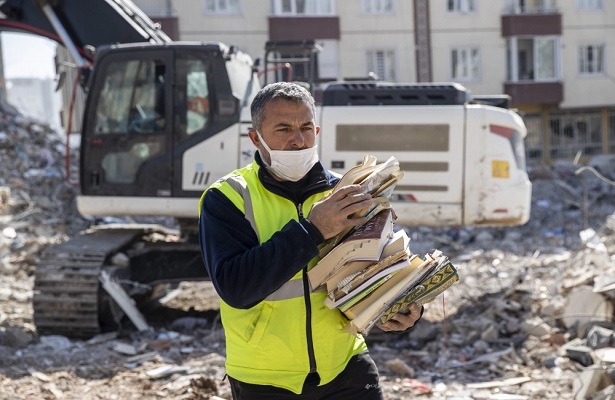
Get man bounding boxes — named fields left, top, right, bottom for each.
left=199, top=82, right=421, bottom=399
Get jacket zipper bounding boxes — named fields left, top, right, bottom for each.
left=297, top=202, right=318, bottom=375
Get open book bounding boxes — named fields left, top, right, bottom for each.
left=319, top=155, right=405, bottom=259
left=335, top=154, right=405, bottom=220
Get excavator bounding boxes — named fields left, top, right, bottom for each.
left=0, top=0, right=532, bottom=338
left=0, top=0, right=252, bottom=338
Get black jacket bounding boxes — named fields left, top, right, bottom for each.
left=198, top=153, right=339, bottom=309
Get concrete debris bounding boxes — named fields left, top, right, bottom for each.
left=99, top=270, right=150, bottom=332
left=145, top=364, right=190, bottom=379
left=112, top=342, right=141, bottom=356
left=384, top=357, right=415, bottom=377
left=562, top=285, right=613, bottom=337
left=3, top=106, right=615, bottom=398
left=572, top=368, right=611, bottom=400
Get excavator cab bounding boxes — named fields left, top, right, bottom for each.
left=83, top=47, right=172, bottom=195
left=78, top=42, right=259, bottom=217
left=1, top=0, right=261, bottom=337
left=1, top=0, right=260, bottom=221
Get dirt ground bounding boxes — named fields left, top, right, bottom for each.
left=0, top=231, right=601, bottom=400
left=0, top=276, right=554, bottom=400
left=2, top=148, right=615, bottom=399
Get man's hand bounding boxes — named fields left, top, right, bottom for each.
left=307, top=185, right=374, bottom=240
left=377, top=304, right=422, bottom=332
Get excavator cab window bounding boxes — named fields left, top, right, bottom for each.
left=94, top=60, right=167, bottom=135
left=182, top=59, right=210, bottom=136
left=86, top=56, right=169, bottom=187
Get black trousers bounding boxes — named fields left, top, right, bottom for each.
left=228, top=352, right=384, bottom=400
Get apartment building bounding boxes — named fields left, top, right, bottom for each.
left=136, top=0, right=615, bottom=163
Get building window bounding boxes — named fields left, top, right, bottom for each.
left=362, top=0, right=394, bottom=14
left=274, top=52, right=320, bottom=83
left=579, top=45, right=605, bottom=75
left=577, top=0, right=603, bottom=10
left=523, top=113, right=544, bottom=161
left=549, top=110, right=603, bottom=159
left=203, top=0, right=241, bottom=14
left=451, top=48, right=480, bottom=81
left=367, top=50, right=396, bottom=82
left=271, top=0, right=334, bottom=15
left=447, top=0, right=475, bottom=13
left=504, top=0, right=557, bottom=14
left=506, top=37, right=560, bottom=82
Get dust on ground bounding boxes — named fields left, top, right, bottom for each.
left=2, top=106, right=615, bottom=399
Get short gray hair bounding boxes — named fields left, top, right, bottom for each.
left=250, top=82, right=316, bottom=132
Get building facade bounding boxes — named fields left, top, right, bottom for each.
left=138, top=0, right=615, bottom=164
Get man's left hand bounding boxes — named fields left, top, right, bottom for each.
left=376, top=304, right=422, bottom=332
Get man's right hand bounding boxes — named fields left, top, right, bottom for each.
left=307, top=185, right=375, bottom=240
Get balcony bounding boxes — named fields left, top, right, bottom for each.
left=151, top=16, right=179, bottom=41
left=501, top=12, right=561, bottom=36
left=504, top=81, right=563, bottom=106
left=268, top=16, right=340, bottom=41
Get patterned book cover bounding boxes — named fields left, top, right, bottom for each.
left=377, top=259, right=459, bottom=325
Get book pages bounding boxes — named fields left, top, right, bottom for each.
left=320, top=155, right=404, bottom=258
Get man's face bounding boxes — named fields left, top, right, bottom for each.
left=249, top=98, right=320, bottom=165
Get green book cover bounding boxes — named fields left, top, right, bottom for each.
left=377, top=260, right=459, bottom=325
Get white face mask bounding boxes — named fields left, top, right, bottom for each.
left=257, top=132, right=319, bottom=182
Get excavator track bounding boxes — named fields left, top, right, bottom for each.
left=33, top=226, right=149, bottom=338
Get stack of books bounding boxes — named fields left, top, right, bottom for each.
left=308, top=155, right=459, bottom=335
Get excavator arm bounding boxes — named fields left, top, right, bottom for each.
left=0, top=0, right=171, bottom=66
left=0, top=1, right=195, bottom=339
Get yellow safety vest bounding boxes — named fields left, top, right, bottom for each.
left=200, top=160, right=367, bottom=394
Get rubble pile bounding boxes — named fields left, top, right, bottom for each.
left=0, top=105, right=89, bottom=274
left=1, top=105, right=615, bottom=399
left=369, top=159, right=615, bottom=399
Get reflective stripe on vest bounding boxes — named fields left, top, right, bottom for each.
left=225, top=174, right=258, bottom=241
left=224, top=174, right=324, bottom=301
left=266, top=278, right=325, bottom=301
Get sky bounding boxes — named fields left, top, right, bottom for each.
left=1, top=32, right=57, bottom=79
left=1, top=32, right=62, bottom=132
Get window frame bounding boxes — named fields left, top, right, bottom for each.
left=362, top=0, right=395, bottom=14
left=93, top=59, right=168, bottom=135
left=578, top=44, right=605, bottom=76
left=504, top=0, right=557, bottom=14
left=366, top=49, right=397, bottom=82
left=450, top=47, right=481, bottom=82
left=447, top=0, right=476, bottom=13
left=506, top=36, right=561, bottom=82
left=202, top=0, right=242, bottom=15
left=271, top=0, right=335, bottom=16
left=576, top=0, right=603, bottom=11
